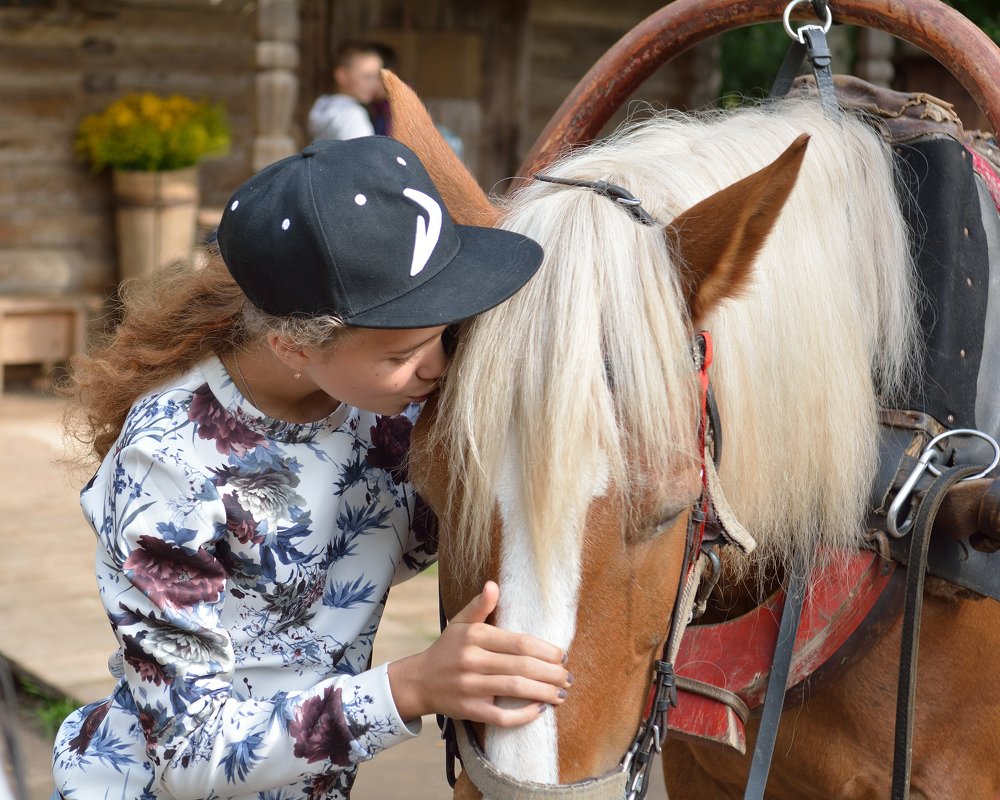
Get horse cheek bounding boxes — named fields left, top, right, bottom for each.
left=556, top=500, right=690, bottom=781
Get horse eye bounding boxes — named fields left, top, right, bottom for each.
left=650, top=510, right=685, bottom=539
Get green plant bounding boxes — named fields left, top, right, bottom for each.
left=76, top=92, right=231, bottom=173
left=19, top=679, right=78, bottom=739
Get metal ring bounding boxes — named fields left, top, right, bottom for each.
left=782, top=0, right=833, bottom=42
left=924, top=428, right=1000, bottom=479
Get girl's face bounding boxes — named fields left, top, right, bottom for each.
left=302, top=325, right=448, bottom=416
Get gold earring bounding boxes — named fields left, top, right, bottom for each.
left=294, top=369, right=302, bottom=379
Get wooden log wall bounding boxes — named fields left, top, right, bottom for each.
left=1, top=0, right=729, bottom=295
left=0, top=0, right=257, bottom=293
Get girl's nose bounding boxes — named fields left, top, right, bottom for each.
left=415, top=336, right=448, bottom=381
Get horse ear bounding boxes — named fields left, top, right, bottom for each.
left=665, top=133, right=810, bottom=323
left=381, top=69, right=502, bottom=228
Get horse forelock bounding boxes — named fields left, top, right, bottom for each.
left=424, top=149, right=702, bottom=589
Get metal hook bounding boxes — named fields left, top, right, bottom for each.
left=886, top=428, right=1000, bottom=538
left=782, top=0, right=833, bottom=43
left=887, top=448, right=940, bottom=539
left=924, top=428, right=1000, bottom=479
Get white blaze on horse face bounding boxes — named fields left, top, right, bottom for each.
left=486, top=438, right=609, bottom=784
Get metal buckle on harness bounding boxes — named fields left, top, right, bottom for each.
left=781, top=0, right=833, bottom=43
left=887, top=428, right=1000, bottom=538
left=622, top=659, right=677, bottom=800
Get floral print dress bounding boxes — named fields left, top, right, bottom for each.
left=52, top=356, right=437, bottom=799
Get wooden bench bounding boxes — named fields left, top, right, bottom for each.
left=0, top=293, right=103, bottom=395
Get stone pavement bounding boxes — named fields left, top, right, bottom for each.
left=0, top=385, right=666, bottom=799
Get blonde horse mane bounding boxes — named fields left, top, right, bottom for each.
left=422, top=99, right=919, bottom=581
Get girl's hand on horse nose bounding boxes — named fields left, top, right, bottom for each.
left=387, top=580, right=573, bottom=727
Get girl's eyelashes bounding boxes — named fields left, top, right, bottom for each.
left=388, top=351, right=418, bottom=365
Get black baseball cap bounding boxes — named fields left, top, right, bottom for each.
left=217, top=136, right=543, bottom=328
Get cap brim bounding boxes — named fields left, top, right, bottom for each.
left=345, top=225, right=543, bottom=329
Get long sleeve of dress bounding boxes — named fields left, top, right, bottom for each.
left=95, top=440, right=417, bottom=798
left=53, top=363, right=430, bottom=799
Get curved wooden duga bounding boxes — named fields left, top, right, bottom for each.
left=519, top=0, right=1000, bottom=177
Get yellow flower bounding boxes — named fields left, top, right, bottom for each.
left=75, top=91, right=231, bottom=172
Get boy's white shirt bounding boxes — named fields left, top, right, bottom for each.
left=308, top=93, right=375, bottom=142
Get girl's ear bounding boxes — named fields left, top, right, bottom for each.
left=382, top=69, right=501, bottom=228
left=266, top=333, right=310, bottom=372
left=665, top=134, right=809, bottom=324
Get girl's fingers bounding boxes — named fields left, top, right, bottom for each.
left=461, top=673, right=569, bottom=707
left=401, top=581, right=573, bottom=726
left=451, top=580, right=500, bottom=626
left=465, top=623, right=565, bottom=666
left=467, top=699, right=551, bottom=729
left=460, top=651, right=571, bottom=689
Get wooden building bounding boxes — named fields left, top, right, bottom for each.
left=0, top=0, right=988, bottom=304
left=0, top=0, right=721, bottom=299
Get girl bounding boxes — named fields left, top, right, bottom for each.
left=52, top=136, right=570, bottom=799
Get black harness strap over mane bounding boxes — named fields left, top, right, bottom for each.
left=531, top=173, right=660, bottom=226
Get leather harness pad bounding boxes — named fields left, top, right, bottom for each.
left=831, top=76, right=1000, bottom=600
left=895, top=136, right=989, bottom=430
left=890, top=519, right=1000, bottom=601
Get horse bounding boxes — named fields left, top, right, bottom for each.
left=384, top=67, right=1000, bottom=799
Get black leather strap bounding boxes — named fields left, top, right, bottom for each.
left=532, top=173, right=659, bottom=226
left=770, top=27, right=839, bottom=118
left=743, top=562, right=809, bottom=800
left=770, top=40, right=807, bottom=99
left=890, top=463, right=983, bottom=800
left=436, top=585, right=461, bottom=788
left=800, top=28, right=838, bottom=117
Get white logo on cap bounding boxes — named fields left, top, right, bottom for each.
left=403, top=188, right=441, bottom=277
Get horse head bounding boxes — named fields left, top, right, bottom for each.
left=386, top=70, right=914, bottom=796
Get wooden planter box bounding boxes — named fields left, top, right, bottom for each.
left=113, top=166, right=200, bottom=280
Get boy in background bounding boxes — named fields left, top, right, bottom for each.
left=308, top=41, right=383, bottom=141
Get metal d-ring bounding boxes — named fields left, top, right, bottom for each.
left=782, top=0, right=833, bottom=43
left=886, top=428, right=1000, bottom=538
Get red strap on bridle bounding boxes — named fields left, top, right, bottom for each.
left=697, top=330, right=713, bottom=425
left=693, top=330, right=713, bottom=554
left=642, top=331, right=716, bottom=721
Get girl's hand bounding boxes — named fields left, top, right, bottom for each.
left=387, top=581, right=572, bottom=727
